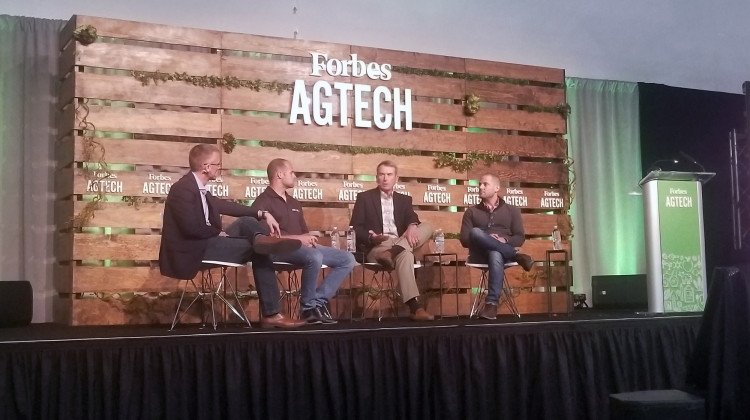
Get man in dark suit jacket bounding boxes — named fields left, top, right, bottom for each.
left=159, top=144, right=304, bottom=328
left=350, top=160, right=435, bottom=321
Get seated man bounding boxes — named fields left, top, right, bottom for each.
left=250, top=158, right=356, bottom=324
left=459, top=173, right=534, bottom=320
left=350, top=160, right=435, bottom=321
left=159, top=144, right=306, bottom=329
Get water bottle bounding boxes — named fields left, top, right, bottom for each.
left=330, top=226, right=340, bottom=250
left=552, top=225, right=561, bottom=250
left=434, top=229, right=445, bottom=254
left=346, top=226, right=356, bottom=252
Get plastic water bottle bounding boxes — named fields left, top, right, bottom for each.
left=330, top=227, right=340, bottom=250
left=434, top=229, right=445, bottom=254
left=552, top=225, right=561, bottom=250
left=346, top=226, right=356, bottom=252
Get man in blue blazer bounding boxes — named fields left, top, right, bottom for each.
left=159, top=144, right=305, bottom=328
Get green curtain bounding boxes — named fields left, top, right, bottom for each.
left=0, top=15, right=66, bottom=322
left=566, top=78, right=646, bottom=303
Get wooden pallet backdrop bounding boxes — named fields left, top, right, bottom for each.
left=55, top=15, right=571, bottom=325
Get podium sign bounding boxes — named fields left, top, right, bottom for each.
left=639, top=171, right=715, bottom=313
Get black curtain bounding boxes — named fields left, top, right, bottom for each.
left=1, top=319, right=699, bottom=420
left=638, top=83, right=746, bottom=273
left=687, top=266, right=750, bottom=419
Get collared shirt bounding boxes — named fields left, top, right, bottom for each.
left=380, top=189, right=398, bottom=237
left=484, top=198, right=500, bottom=213
left=192, top=172, right=211, bottom=226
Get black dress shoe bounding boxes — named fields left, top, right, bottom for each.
left=514, top=253, right=534, bottom=272
left=253, top=236, right=302, bottom=255
left=302, top=307, right=337, bottom=324
left=319, top=305, right=338, bottom=324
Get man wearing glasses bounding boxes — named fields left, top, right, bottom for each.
left=159, top=144, right=306, bottom=328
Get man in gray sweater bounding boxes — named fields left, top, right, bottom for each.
left=460, top=173, right=534, bottom=319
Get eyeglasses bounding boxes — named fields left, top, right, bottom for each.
left=205, top=163, right=222, bottom=168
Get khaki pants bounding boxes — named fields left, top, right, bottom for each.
left=366, top=222, right=434, bottom=303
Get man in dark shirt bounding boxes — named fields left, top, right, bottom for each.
left=250, top=158, right=356, bottom=324
left=459, top=173, right=534, bottom=319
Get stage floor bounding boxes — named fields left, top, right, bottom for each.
left=0, top=308, right=701, bottom=344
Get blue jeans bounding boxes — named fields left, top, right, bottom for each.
left=218, top=216, right=282, bottom=317
left=272, top=245, right=356, bottom=311
left=467, top=228, right=517, bottom=305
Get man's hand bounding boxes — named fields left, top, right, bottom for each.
left=296, top=234, right=318, bottom=248
left=264, top=213, right=281, bottom=237
left=404, top=224, right=420, bottom=247
left=490, top=233, right=508, bottom=243
left=368, top=230, right=389, bottom=245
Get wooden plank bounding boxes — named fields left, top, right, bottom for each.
left=466, top=80, right=565, bottom=108
left=58, top=103, right=76, bottom=140
left=56, top=135, right=75, bottom=168
left=76, top=42, right=220, bottom=74
left=468, top=107, right=566, bottom=134
left=72, top=233, right=160, bottom=260
left=71, top=137, right=193, bottom=167
left=57, top=231, right=74, bottom=261
left=222, top=114, right=352, bottom=146
left=468, top=160, right=569, bottom=185
left=354, top=72, right=465, bottom=100
left=221, top=32, right=351, bottom=58
left=352, top=45, right=466, bottom=74
left=84, top=106, right=221, bottom=138
left=222, top=89, right=300, bottom=114
left=223, top=144, right=353, bottom=173
left=56, top=168, right=75, bottom=199
left=351, top=153, right=465, bottom=180
left=56, top=200, right=75, bottom=231
left=59, top=16, right=76, bottom=51
left=58, top=36, right=77, bottom=78
left=76, top=72, right=221, bottom=108
left=59, top=73, right=76, bottom=110
left=465, top=58, right=565, bottom=85
left=59, top=295, right=262, bottom=325
left=75, top=15, right=222, bottom=47
left=67, top=168, right=569, bottom=209
left=411, top=101, right=467, bottom=127
left=352, top=128, right=567, bottom=158
left=221, top=55, right=343, bottom=85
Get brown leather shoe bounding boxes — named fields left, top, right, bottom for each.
left=375, top=249, right=395, bottom=271
left=254, top=236, right=302, bottom=255
left=260, top=313, right=306, bottom=329
left=409, top=308, right=435, bottom=321
left=515, top=253, right=534, bottom=272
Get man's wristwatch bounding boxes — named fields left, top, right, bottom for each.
left=258, top=210, right=269, bottom=219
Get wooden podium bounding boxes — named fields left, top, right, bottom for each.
left=639, top=170, right=715, bottom=313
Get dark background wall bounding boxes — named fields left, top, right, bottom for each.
left=639, top=83, right=746, bottom=276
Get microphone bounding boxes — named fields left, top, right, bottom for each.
left=646, top=158, right=678, bottom=173
left=678, top=150, right=706, bottom=172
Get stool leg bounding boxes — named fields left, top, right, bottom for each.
left=170, top=278, right=202, bottom=330
left=470, top=270, right=488, bottom=318
left=500, top=274, right=521, bottom=318
left=212, top=267, right=252, bottom=327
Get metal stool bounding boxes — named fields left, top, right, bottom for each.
left=467, top=261, right=520, bottom=318
left=273, top=261, right=328, bottom=319
left=170, top=260, right=252, bottom=330
left=363, top=261, right=422, bottom=321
